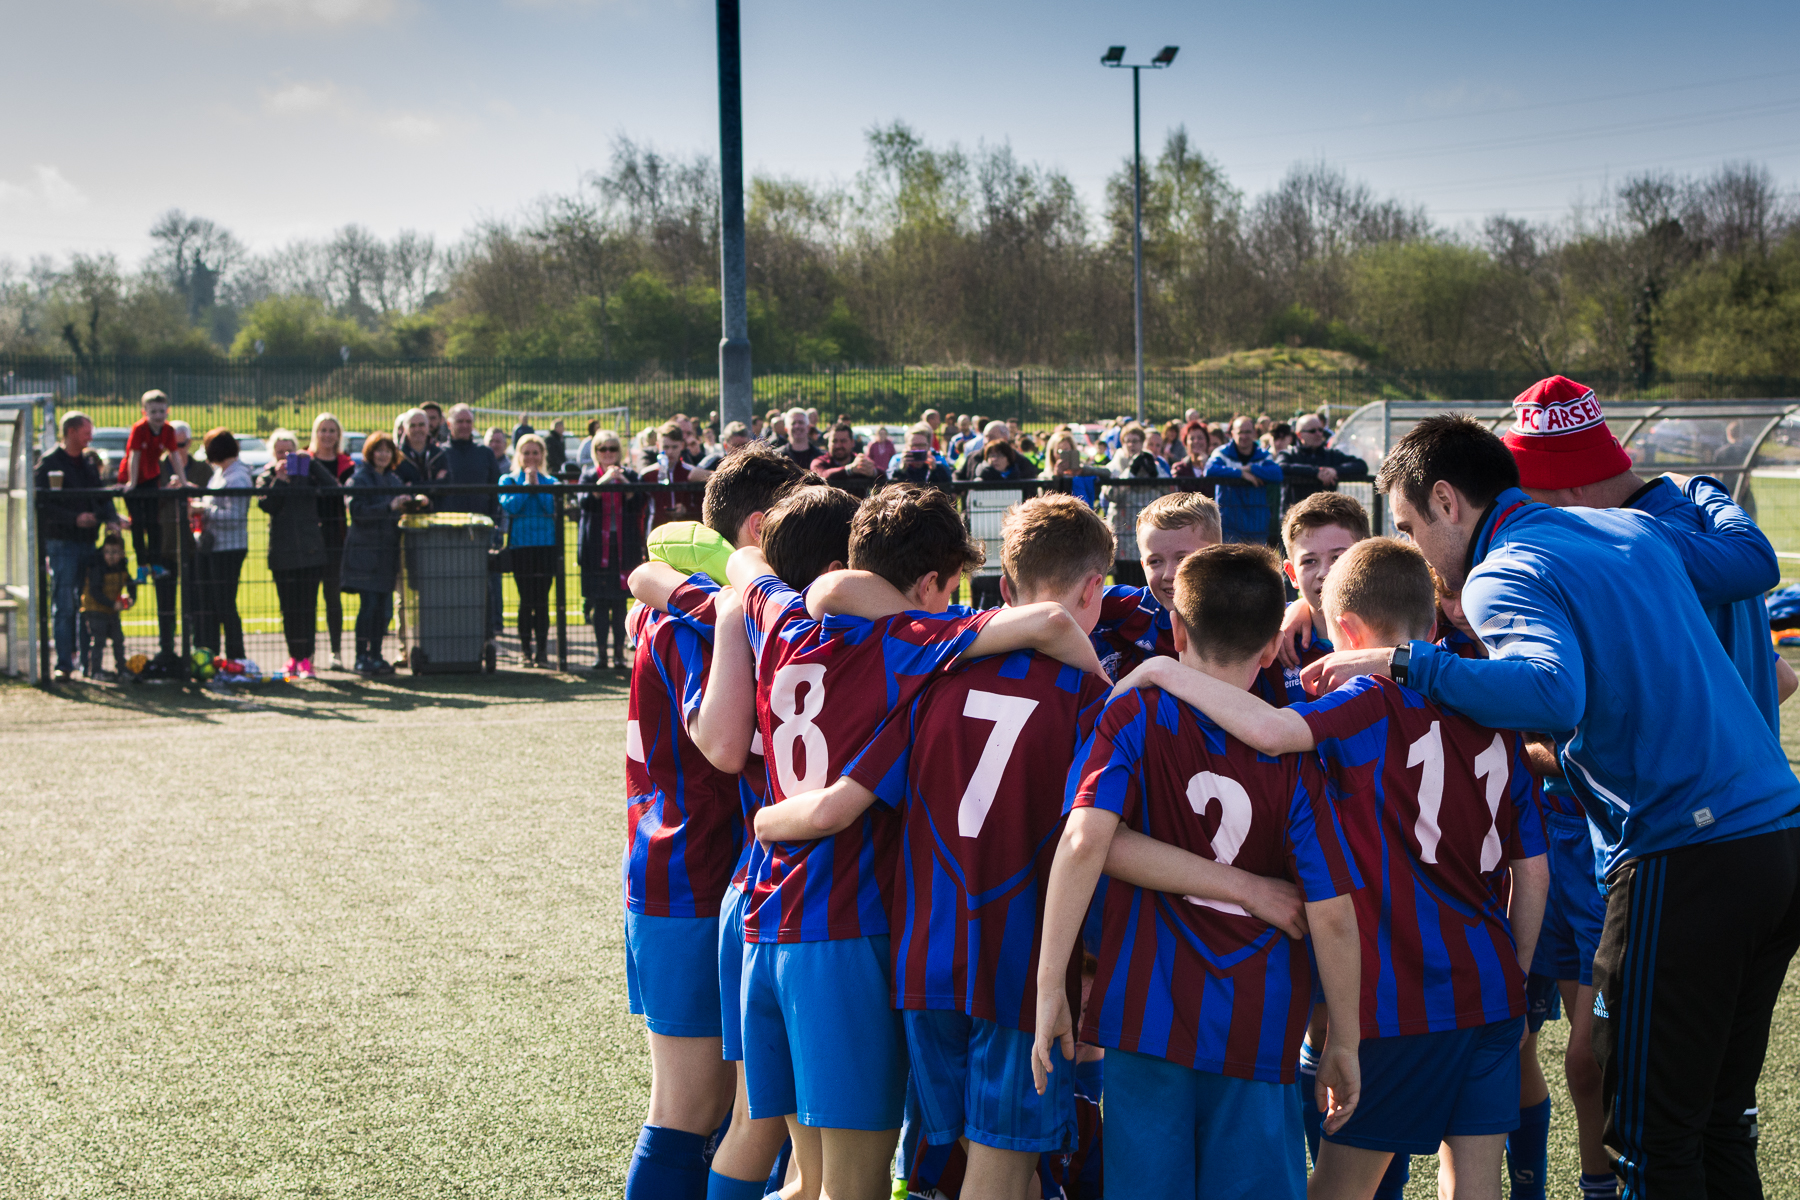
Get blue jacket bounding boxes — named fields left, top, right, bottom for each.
left=1203, top=443, right=1283, bottom=540
left=498, top=471, right=558, bottom=547
left=1405, top=487, right=1799, bottom=873
left=1627, top=475, right=1781, bottom=734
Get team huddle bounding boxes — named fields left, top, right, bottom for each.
left=613, top=382, right=1799, bottom=1200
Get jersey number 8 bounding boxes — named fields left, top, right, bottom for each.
left=769, top=664, right=829, bottom=795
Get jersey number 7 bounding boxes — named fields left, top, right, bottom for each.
left=957, top=690, right=1040, bottom=837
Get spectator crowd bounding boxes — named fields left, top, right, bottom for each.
left=34, top=391, right=1366, bottom=683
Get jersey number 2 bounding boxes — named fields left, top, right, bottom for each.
left=957, top=691, right=1040, bottom=837
left=1408, top=722, right=1511, bottom=869
left=1185, top=772, right=1252, bottom=917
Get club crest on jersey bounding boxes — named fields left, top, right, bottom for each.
left=1512, top=387, right=1604, bottom=437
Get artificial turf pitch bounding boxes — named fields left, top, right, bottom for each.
left=1, top=666, right=1798, bottom=1198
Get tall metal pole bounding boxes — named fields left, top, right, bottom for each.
left=1131, top=65, right=1145, bottom=425
left=716, top=0, right=752, bottom=432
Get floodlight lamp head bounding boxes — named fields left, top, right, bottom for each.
left=1101, top=45, right=1125, bottom=66
left=1152, top=45, right=1179, bottom=65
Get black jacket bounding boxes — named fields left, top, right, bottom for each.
left=439, top=437, right=503, bottom=516
left=397, top=440, right=447, bottom=486
left=1274, top=443, right=1369, bottom=507
left=340, top=463, right=404, bottom=593
left=257, top=460, right=339, bottom=572
left=577, top=466, right=647, bottom=593
left=35, top=447, right=118, bottom=543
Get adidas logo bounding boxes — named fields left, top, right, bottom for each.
left=1593, top=992, right=1610, bottom=1019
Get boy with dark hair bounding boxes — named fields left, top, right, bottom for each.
left=1030, top=543, right=1364, bottom=1200
left=1115, top=537, right=1549, bottom=1200
left=722, top=485, right=1106, bottom=1200
left=1088, top=490, right=1221, bottom=681
left=643, top=419, right=712, bottom=528
left=618, top=449, right=813, bottom=1200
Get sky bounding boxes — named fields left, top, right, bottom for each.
left=5, top=0, right=1800, bottom=267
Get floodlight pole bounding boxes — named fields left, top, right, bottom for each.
left=717, top=0, right=752, bottom=433
left=1104, top=46, right=1176, bottom=425
left=1131, top=66, right=1144, bottom=426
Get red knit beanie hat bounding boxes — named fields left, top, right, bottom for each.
left=1501, top=376, right=1632, bottom=489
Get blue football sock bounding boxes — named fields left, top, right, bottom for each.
left=706, top=1168, right=767, bottom=1200
left=1296, top=1040, right=1322, bottom=1166
left=1580, top=1170, right=1618, bottom=1199
left=765, top=1137, right=792, bottom=1195
left=1374, top=1154, right=1411, bottom=1200
left=1507, top=1098, right=1552, bottom=1200
left=624, top=1125, right=708, bottom=1200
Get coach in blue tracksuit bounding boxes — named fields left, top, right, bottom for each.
left=1306, top=383, right=1800, bottom=1200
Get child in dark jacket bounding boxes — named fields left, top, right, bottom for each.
left=81, top=534, right=137, bottom=680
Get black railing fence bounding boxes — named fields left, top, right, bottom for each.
left=11, top=356, right=1800, bottom=444
left=33, top=475, right=1300, bottom=685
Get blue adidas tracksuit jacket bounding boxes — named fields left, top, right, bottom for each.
left=1405, top=486, right=1800, bottom=875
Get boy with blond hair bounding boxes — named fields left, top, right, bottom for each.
left=1089, top=490, right=1221, bottom=681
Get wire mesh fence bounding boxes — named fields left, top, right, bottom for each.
left=33, top=476, right=1289, bottom=683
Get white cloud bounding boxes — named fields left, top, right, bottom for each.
left=0, top=166, right=91, bottom=213
left=260, top=79, right=446, bottom=143
left=265, top=81, right=342, bottom=115
left=156, top=0, right=406, bottom=27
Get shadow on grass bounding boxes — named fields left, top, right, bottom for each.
left=31, top=668, right=631, bottom=723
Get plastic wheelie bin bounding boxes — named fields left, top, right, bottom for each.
left=399, top=512, right=497, bottom=674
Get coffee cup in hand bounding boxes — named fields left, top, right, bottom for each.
left=47, top=470, right=63, bottom=489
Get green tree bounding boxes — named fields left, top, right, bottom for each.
left=230, top=295, right=378, bottom=358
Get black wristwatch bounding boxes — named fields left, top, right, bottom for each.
left=1389, top=643, right=1411, bottom=686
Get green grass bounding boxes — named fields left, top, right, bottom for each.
left=3, top=663, right=1800, bottom=1197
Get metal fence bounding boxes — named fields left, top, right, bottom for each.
left=11, top=356, right=1800, bottom=445
left=30, top=476, right=1267, bottom=684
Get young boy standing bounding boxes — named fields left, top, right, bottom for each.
left=1114, top=538, right=1549, bottom=1200
left=120, top=389, right=185, bottom=658
left=1260, top=491, right=1370, bottom=705
left=80, top=532, right=136, bottom=681
left=1033, top=544, right=1365, bottom=1200
left=725, top=485, right=1104, bottom=1200
left=1088, top=491, right=1220, bottom=681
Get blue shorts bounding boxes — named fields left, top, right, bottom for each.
left=903, top=1008, right=1075, bottom=1153
left=741, top=935, right=907, bottom=1130
left=1103, top=1048, right=1305, bottom=1200
left=1326, top=1018, right=1524, bottom=1155
left=718, top=885, right=748, bottom=1061
left=1526, top=973, right=1563, bottom=1032
left=624, top=907, right=722, bottom=1038
left=1530, top=809, right=1606, bottom=987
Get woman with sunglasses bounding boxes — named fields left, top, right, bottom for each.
left=576, top=431, right=646, bottom=670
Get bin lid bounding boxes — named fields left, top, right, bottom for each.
left=400, top=512, right=496, bottom=531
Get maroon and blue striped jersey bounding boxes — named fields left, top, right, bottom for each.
left=1293, top=675, right=1548, bottom=1037
left=1254, top=632, right=1333, bottom=707
left=660, top=577, right=771, bottom=892
left=1067, top=686, right=1359, bottom=1082
left=623, top=576, right=743, bottom=917
left=846, top=649, right=1111, bottom=1028
left=1089, top=584, right=1176, bottom=682
left=740, top=574, right=993, bottom=943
